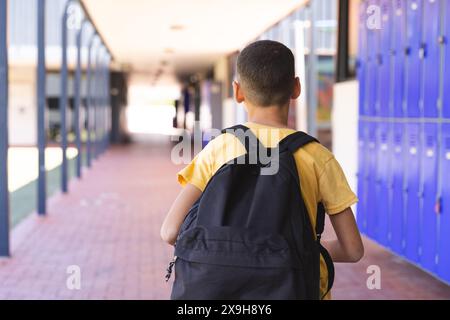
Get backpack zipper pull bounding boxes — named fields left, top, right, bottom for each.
left=316, top=233, right=322, bottom=243
left=165, top=256, right=177, bottom=282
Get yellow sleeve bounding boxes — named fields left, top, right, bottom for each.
left=318, top=157, right=358, bottom=215
left=177, top=134, right=247, bottom=192
left=177, top=143, right=214, bottom=192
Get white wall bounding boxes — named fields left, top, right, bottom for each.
left=222, top=98, right=236, bottom=129
left=8, top=67, right=37, bottom=146
left=332, top=80, right=359, bottom=211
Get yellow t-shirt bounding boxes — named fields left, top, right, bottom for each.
left=177, top=122, right=358, bottom=299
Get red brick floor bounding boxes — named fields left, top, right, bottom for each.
left=1, top=137, right=450, bottom=300
left=328, top=231, right=450, bottom=299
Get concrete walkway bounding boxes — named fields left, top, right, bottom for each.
left=1, top=138, right=450, bottom=300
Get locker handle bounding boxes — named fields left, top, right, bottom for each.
left=377, top=54, right=383, bottom=65
left=404, top=47, right=411, bottom=56
left=435, top=197, right=442, bottom=215
left=438, top=36, right=446, bottom=45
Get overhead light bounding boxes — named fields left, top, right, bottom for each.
left=170, top=24, right=185, bottom=31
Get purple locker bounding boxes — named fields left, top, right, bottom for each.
left=438, top=123, right=450, bottom=283
left=419, top=123, right=439, bottom=271
left=377, top=0, right=393, bottom=117
left=357, top=120, right=368, bottom=233
left=437, top=0, right=450, bottom=286
left=421, top=0, right=441, bottom=118
left=358, top=0, right=368, bottom=116
left=366, top=122, right=378, bottom=238
left=437, top=0, right=450, bottom=279
left=405, top=0, right=423, bottom=118
left=389, top=122, right=406, bottom=254
left=391, top=0, right=407, bottom=118
left=443, top=0, right=450, bottom=119
left=404, top=122, right=421, bottom=263
left=365, top=0, right=381, bottom=117
left=375, top=122, right=391, bottom=245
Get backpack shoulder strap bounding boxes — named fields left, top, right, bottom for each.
left=279, top=131, right=319, bottom=153
left=221, top=124, right=250, bottom=135
left=221, top=125, right=267, bottom=162
left=316, top=203, right=334, bottom=299
left=280, top=132, right=334, bottom=298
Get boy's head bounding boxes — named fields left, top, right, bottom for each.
left=234, top=40, right=300, bottom=108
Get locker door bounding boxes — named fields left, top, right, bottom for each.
left=389, top=122, right=406, bottom=254
left=358, top=0, right=368, bottom=116
left=420, top=123, right=439, bottom=271
left=421, top=0, right=441, bottom=119
left=404, top=122, right=421, bottom=263
left=391, top=0, right=407, bottom=118
left=436, top=0, right=450, bottom=283
left=366, top=121, right=378, bottom=238
left=357, top=120, right=368, bottom=233
left=443, top=0, right=450, bottom=119
left=366, top=0, right=381, bottom=117
left=375, top=122, right=391, bottom=245
left=405, top=0, right=423, bottom=118
left=377, top=0, right=393, bottom=117
left=438, top=123, right=450, bottom=283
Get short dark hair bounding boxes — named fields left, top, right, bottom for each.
left=237, top=40, right=295, bottom=107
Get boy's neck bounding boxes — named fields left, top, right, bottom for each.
left=247, top=104, right=290, bottom=128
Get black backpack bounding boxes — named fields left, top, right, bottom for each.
left=166, top=125, right=334, bottom=300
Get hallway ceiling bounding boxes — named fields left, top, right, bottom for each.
left=81, top=0, right=306, bottom=83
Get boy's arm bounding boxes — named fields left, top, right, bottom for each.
left=160, top=184, right=202, bottom=246
left=322, top=207, right=364, bottom=263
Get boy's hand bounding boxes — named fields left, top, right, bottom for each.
left=160, top=184, right=202, bottom=246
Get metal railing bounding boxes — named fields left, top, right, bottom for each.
left=0, top=0, right=10, bottom=257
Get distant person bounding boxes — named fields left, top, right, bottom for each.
left=161, top=40, right=364, bottom=300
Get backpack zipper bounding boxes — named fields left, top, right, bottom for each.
left=165, top=256, right=177, bottom=282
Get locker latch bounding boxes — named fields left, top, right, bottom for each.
left=418, top=190, right=424, bottom=199
left=376, top=54, right=383, bottom=65
left=438, top=36, right=446, bottom=45
left=435, top=197, right=442, bottom=215
left=419, top=44, right=427, bottom=59
left=404, top=47, right=411, bottom=56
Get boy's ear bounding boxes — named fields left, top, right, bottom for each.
left=233, top=81, right=245, bottom=104
left=291, top=77, right=301, bottom=99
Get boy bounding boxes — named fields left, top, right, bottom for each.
left=161, top=40, right=364, bottom=299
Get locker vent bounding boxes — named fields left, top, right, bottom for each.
left=446, top=138, right=450, bottom=150
left=426, top=135, right=434, bottom=147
